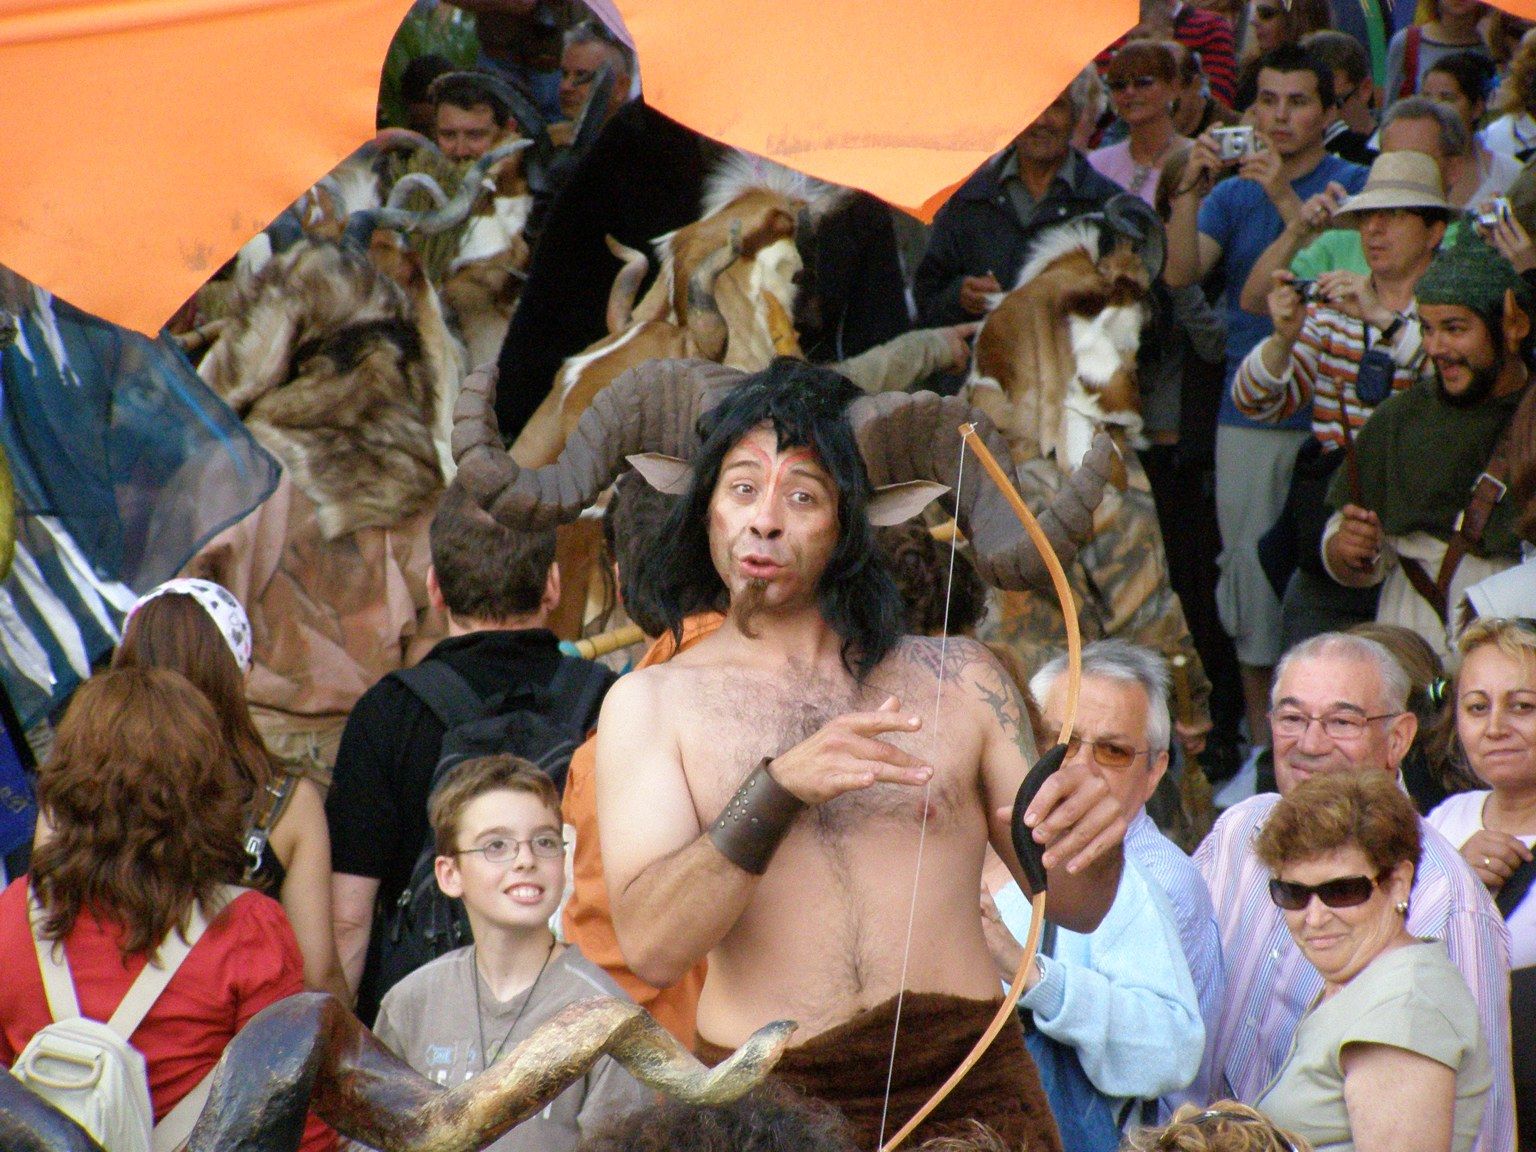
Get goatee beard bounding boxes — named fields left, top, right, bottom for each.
left=730, top=578, right=770, bottom=639
left=1436, top=359, right=1501, bottom=409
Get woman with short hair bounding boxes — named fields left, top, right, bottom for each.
left=1253, top=771, right=1491, bottom=1152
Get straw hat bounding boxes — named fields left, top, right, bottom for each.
left=1333, top=150, right=1451, bottom=217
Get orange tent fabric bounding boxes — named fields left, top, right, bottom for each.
left=0, top=0, right=412, bottom=336
left=618, top=0, right=1140, bottom=218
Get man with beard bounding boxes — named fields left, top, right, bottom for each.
left=593, top=360, right=1126, bottom=1151
left=1322, top=230, right=1532, bottom=655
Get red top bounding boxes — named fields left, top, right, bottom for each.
left=0, top=879, right=334, bottom=1152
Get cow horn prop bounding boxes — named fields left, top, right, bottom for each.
left=849, top=391, right=1117, bottom=590
left=453, top=358, right=741, bottom=529
left=374, top=140, right=532, bottom=235
left=3, top=993, right=795, bottom=1152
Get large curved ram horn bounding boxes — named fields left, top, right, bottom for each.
left=184, top=993, right=793, bottom=1152
left=0, top=1075, right=106, bottom=1152
left=375, top=139, right=533, bottom=235
left=452, top=359, right=742, bottom=530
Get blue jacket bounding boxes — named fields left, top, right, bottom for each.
left=913, top=147, right=1124, bottom=326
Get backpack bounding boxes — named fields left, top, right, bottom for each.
left=12, top=886, right=241, bottom=1152
left=370, top=655, right=610, bottom=1003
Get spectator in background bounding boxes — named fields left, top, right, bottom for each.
left=1349, top=621, right=1455, bottom=816
left=915, top=73, right=1122, bottom=327
left=1304, top=30, right=1379, bottom=165
left=1099, top=0, right=1239, bottom=109
left=429, top=70, right=517, bottom=162
left=1164, top=44, right=1368, bottom=773
left=557, top=21, right=633, bottom=127
left=0, top=669, right=335, bottom=1152
left=1252, top=771, right=1491, bottom=1152
left=114, top=580, right=349, bottom=1002
left=1092, top=42, right=1194, bottom=207
left=1234, top=0, right=1333, bottom=111
left=1484, top=30, right=1536, bottom=164
left=450, top=0, right=572, bottom=124
left=1170, top=41, right=1243, bottom=139
left=399, top=53, right=455, bottom=136
left=1422, top=51, right=1524, bottom=209
left=1194, top=631, right=1514, bottom=1152
left=1122, top=1102, right=1310, bottom=1152
left=1383, top=0, right=1490, bottom=107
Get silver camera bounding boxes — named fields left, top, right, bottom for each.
left=1213, top=125, right=1257, bottom=161
left=1476, top=197, right=1512, bottom=231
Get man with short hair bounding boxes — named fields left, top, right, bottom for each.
left=1322, top=231, right=1532, bottom=655
left=914, top=75, right=1123, bottom=326
left=1195, top=632, right=1514, bottom=1152
left=327, top=479, right=615, bottom=1023
left=557, top=22, right=633, bottom=126
left=988, top=640, right=1221, bottom=1120
left=1164, top=44, right=1369, bottom=762
left=431, top=71, right=516, bottom=162
left=1304, top=30, right=1379, bottom=166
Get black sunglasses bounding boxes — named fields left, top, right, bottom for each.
left=1107, top=75, right=1161, bottom=93
left=1268, top=869, right=1388, bottom=911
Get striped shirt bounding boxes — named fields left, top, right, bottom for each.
left=1231, top=302, right=1427, bottom=450
left=1195, top=793, right=1514, bottom=1152
left=1126, top=811, right=1225, bottom=1113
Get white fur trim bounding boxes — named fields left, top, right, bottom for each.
left=1014, top=220, right=1103, bottom=290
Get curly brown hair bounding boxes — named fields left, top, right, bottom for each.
left=32, top=667, right=248, bottom=959
left=1124, top=1101, right=1312, bottom=1152
left=113, top=591, right=277, bottom=806
left=1254, top=770, right=1422, bottom=877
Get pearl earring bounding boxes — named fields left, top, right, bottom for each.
left=1395, top=900, right=1409, bottom=915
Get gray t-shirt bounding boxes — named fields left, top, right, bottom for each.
left=374, top=945, right=651, bottom=1152
left=1256, top=940, right=1491, bottom=1152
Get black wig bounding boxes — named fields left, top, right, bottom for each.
left=629, top=358, right=905, bottom=679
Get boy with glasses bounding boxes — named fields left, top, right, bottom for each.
left=373, top=755, right=648, bottom=1152
left=1193, top=632, right=1514, bottom=1152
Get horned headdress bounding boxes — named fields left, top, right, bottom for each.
left=453, top=358, right=1116, bottom=591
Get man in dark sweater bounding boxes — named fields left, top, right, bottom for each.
left=327, top=480, right=615, bottom=1023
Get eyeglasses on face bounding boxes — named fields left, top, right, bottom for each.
left=561, top=68, right=599, bottom=86
left=1107, top=75, right=1162, bottom=93
left=455, top=833, right=566, bottom=864
left=1268, top=708, right=1401, bottom=741
left=1268, top=869, right=1388, bottom=911
left=1065, top=735, right=1148, bottom=769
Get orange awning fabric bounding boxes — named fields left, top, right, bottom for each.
left=618, top=0, right=1139, bottom=219
left=0, top=0, right=412, bottom=336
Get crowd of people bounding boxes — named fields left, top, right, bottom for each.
left=3, top=1, right=1536, bottom=1152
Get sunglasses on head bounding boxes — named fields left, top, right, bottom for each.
left=1107, top=75, right=1161, bottom=92
left=1268, top=869, right=1388, bottom=911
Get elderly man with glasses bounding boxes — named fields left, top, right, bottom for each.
left=1194, top=631, right=1515, bottom=1152
left=982, top=640, right=1217, bottom=1140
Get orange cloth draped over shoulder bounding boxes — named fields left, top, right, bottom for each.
left=561, top=612, right=723, bottom=1045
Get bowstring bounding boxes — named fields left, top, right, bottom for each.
left=875, top=436, right=968, bottom=1151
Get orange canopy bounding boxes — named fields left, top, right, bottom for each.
left=0, top=0, right=412, bottom=336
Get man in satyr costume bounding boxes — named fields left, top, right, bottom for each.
left=452, top=357, right=1124, bottom=1151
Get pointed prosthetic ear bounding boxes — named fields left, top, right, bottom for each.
left=867, top=481, right=951, bottom=526
left=626, top=453, right=694, bottom=496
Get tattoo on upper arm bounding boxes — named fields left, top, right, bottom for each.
left=900, top=638, right=1033, bottom=757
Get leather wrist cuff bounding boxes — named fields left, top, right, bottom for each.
left=707, top=758, right=804, bottom=875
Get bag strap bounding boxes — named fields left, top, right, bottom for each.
left=152, top=1064, right=217, bottom=1152
left=242, top=771, right=298, bottom=881
left=29, top=888, right=82, bottom=1023
left=1399, top=25, right=1421, bottom=99
left=1400, top=402, right=1521, bottom=623
left=394, top=659, right=495, bottom=732
left=107, top=886, right=245, bottom=1039
left=549, top=657, right=612, bottom=738
left=1498, top=854, right=1536, bottom=919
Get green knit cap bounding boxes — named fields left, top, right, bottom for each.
left=1416, top=227, right=1535, bottom=323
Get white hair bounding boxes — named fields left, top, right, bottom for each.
left=1272, top=633, right=1413, bottom=713
left=1029, top=638, right=1173, bottom=755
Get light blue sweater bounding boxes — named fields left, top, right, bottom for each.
left=994, top=858, right=1204, bottom=1117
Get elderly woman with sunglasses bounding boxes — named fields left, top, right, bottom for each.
left=1252, top=771, right=1491, bottom=1152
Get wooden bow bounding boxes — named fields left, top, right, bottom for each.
left=879, top=425, right=1083, bottom=1152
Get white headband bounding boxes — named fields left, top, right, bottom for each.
left=126, top=578, right=253, bottom=672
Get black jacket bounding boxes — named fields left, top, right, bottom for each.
left=913, top=147, right=1123, bottom=327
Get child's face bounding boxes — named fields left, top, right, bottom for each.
left=435, top=789, right=565, bottom=933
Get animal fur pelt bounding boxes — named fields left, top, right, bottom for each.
left=965, top=220, right=1150, bottom=472
left=198, top=242, right=450, bottom=539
